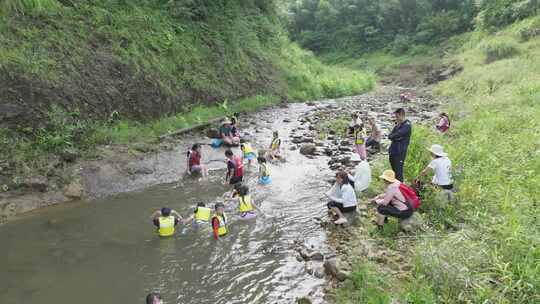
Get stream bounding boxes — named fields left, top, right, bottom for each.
left=0, top=85, right=442, bottom=304
left=0, top=103, right=334, bottom=304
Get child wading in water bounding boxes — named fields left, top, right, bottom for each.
left=257, top=156, right=272, bottom=185
left=186, top=144, right=208, bottom=177
left=241, top=142, right=257, bottom=168
left=232, top=184, right=257, bottom=220
left=353, top=124, right=367, bottom=160
left=268, top=131, right=281, bottom=160
left=211, top=202, right=228, bottom=239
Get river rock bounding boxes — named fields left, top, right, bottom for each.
left=64, top=181, right=83, bottom=199
left=296, top=297, right=312, bottom=304
left=323, top=258, right=338, bottom=277
left=309, top=251, right=324, bottom=261
left=399, top=212, right=424, bottom=232
left=134, top=166, right=153, bottom=175
left=336, top=270, right=350, bottom=282
left=300, top=144, right=317, bottom=156
left=206, top=128, right=220, bottom=138
left=22, top=175, right=48, bottom=192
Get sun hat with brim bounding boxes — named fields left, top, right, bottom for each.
left=379, top=170, right=397, bottom=183
left=428, top=144, right=447, bottom=157
left=350, top=154, right=363, bottom=162
left=222, top=119, right=232, bottom=125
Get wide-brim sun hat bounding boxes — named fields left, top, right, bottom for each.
left=379, top=170, right=397, bottom=183
left=428, top=144, right=447, bottom=157
left=222, top=119, right=232, bottom=125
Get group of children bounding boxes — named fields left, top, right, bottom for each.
left=151, top=182, right=257, bottom=240
left=156, top=120, right=283, bottom=239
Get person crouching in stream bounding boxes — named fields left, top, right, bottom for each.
left=151, top=207, right=182, bottom=237
left=225, top=149, right=244, bottom=185
left=187, top=143, right=208, bottom=177
left=232, top=183, right=257, bottom=220
left=325, top=171, right=358, bottom=225
left=257, top=156, right=272, bottom=185
left=212, top=202, right=228, bottom=239
left=370, top=170, right=413, bottom=230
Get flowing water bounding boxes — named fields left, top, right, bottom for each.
left=0, top=104, right=335, bottom=304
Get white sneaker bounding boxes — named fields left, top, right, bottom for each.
left=334, top=218, right=348, bottom=225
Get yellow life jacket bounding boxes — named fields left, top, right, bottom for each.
left=194, top=207, right=211, bottom=222
left=354, top=129, right=366, bottom=145
left=239, top=195, right=254, bottom=213
left=158, top=216, right=175, bottom=237
left=271, top=138, right=280, bottom=151
left=213, top=213, right=228, bottom=236
left=242, top=143, right=254, bottom=155
left=260, top=163, right=270, bottom=177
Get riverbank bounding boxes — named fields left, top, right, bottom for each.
left=324, top=16, right=540, bottom=304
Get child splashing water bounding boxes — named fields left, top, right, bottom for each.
left=232, top=184, right=257, bottom=220
left=241, top=142, right=257, bottom=168
left=257, top=156, right=272, bottom=185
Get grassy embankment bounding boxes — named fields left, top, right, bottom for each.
left=334, top=16, right=540, bottom=304
left=0, top=1, right=373, bottom=181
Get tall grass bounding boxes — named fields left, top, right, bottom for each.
left=337, top=16, right=540, bottom=304
left=0, top=0, right=58, bottom=16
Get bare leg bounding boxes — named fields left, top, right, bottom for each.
left=376, top=213, right=386, bottom=226
left=331, top=207, right=345, bottom=220
left=223, top=136, right=233, bottom=146
left=232, top=136, right=240, bottom=145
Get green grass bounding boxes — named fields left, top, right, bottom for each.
left=0, top=0, right=374, bottom=180
left=337, top=16, right=540, bottom=304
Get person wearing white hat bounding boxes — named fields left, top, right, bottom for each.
left=219, top=119, right=240, bottom=146
left=417, top=144, right=453, bottom=190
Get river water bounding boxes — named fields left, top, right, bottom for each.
left=0, top=103, right=335, bottom=304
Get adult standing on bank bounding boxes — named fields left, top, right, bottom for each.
left=388, top=108, right=412, bottom=182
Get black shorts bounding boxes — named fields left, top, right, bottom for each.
left=327, top=201, right=357, bottom=213
left=377, top=202, right=413, bottom=219
left=438, top=184, right=454, bottom=190
left=230, top=176, right=243, bottom=185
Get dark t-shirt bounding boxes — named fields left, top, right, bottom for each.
left=219, top=125, right=231, bottom=137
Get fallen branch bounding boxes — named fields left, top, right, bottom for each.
left=158, top=117, right=224, bottom=141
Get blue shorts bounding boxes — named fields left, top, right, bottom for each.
left=245, top=152, right=256, bottom=161
left=259, top=176, right=272, bottom=185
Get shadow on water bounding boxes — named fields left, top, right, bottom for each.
left=0, top=104, right=334, bottom=304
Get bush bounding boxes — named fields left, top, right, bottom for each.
left=390, top=35, right=412, bottom=55
left=0, top=0, right=58, bottom=16
left=480, top=38, right=519, bottom=63
left=477, top=0, right=540, bottom=30
left=517, top=17, right=540, bottom=41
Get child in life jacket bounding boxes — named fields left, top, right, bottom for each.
left=212, top=202, right=228, bottom=239
left=257, top=156, right=272, bottom=185
left=232, top=184, right=257, bottom=220
left=240, top=142, right=257, bottom=168
left=182, top=202, right=212, bottom=229
left=353, top=124, right=367, bottom=160
left=225, top=149, right=244, bottom=185
left=268, top=131, right=281, bottom=160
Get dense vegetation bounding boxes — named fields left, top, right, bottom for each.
left=0, top=0, right=373, bottom=178
left=287, top=0, right=540, bottom=54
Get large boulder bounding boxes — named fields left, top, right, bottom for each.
left=300, top=144, right=317, bottom=156
left=399, top=212, right=424, bottom=232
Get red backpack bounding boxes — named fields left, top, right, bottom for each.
left=399, top=183, right=421, bottom=210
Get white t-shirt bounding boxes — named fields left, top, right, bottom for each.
left=353, top=161, right=371, bottom=192
left=429, top=157, right=453, bottom=186
left=327, top=183, right=358, bottom=208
